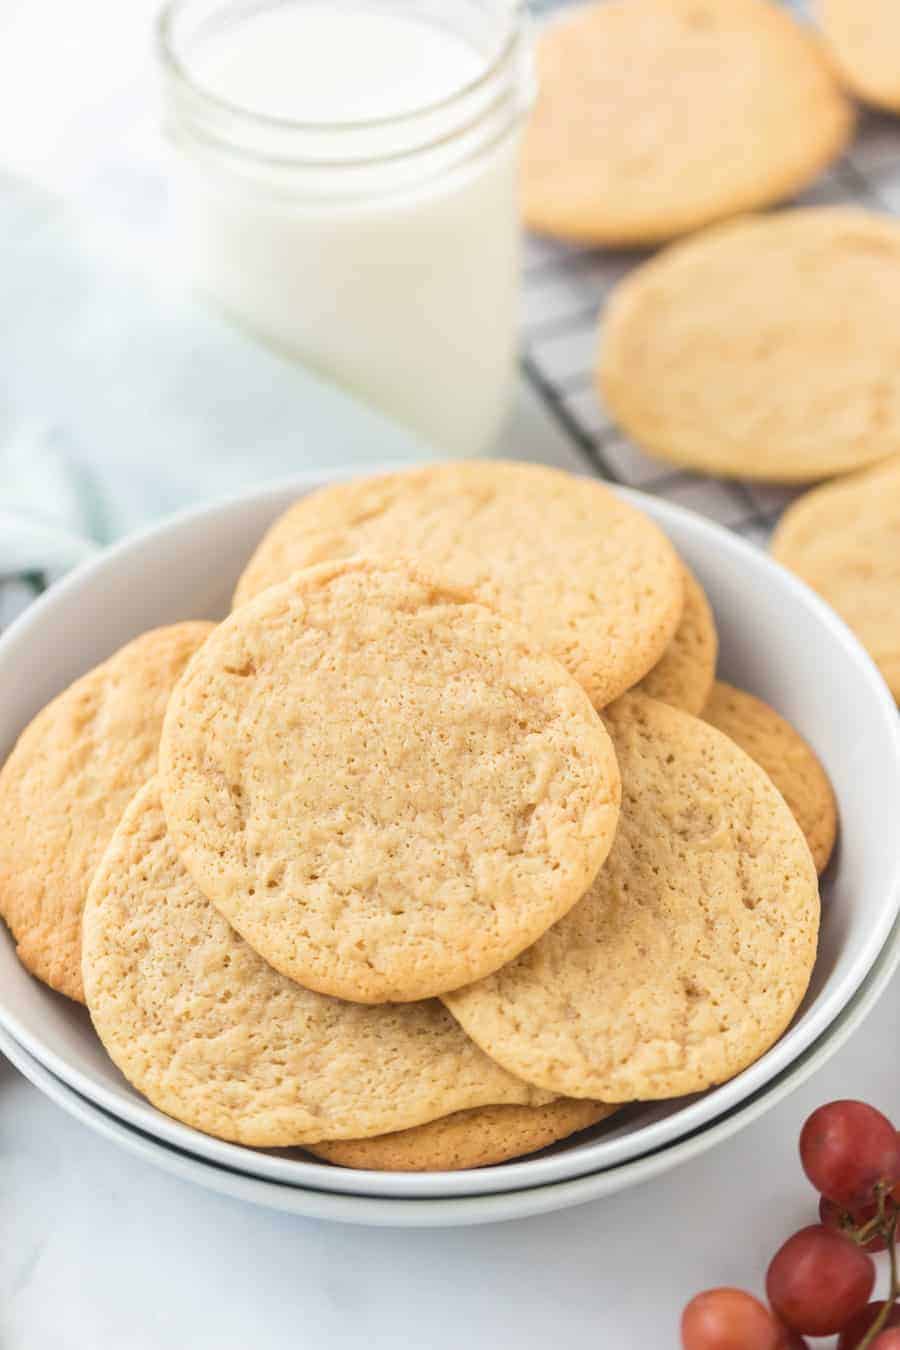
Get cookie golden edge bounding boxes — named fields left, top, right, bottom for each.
left=444, top=695, right=821, bottom=1103
left=771, top=457, right=900, bottom=699
left=818, top=0, right=900, bottom=113
left=0, top=621, right=214, bottom=1002
left=632, top=565, right=718, bottom=715
left=305, top=1101, right=618, bottom=1172
left=703, top=680, right=838, bottom=876
left=232, top=461, right=686, bottom=710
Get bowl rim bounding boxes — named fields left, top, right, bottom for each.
left=1, top=462, right=899, bottom=1199
left=5, top=907, right=900, bottom=1227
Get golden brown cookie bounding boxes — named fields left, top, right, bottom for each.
left=600, top=208, right=900, bottom=482
left=819, top=0, right=900, bottom=112
left=305, top=1100, right=617, bottom=1172
left=0, top=621, right=213, bottom=1002
left=522, top=0, right=852, bottom=247
left=771, top=457, right=900, bottom=699
left=703, top=682, right=838, bottom=875
left=232, top=461, right=684, bottom=709
left=160, top=558, right=621, bottom=1004
left=444, top=694, right=820, bottom=1102
left=82, top=781, right=554, bottom=1148
left=632, top=566, right=718, bottom=715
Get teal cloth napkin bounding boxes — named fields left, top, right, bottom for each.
left=0, top=172, right=429, bottom=596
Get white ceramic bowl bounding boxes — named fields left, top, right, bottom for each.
left=5, top=909, right=900, bottom=1227
left=1, top=466, right=899, bottom=1203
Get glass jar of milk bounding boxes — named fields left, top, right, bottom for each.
left=157, top=0, right=532, bottom=457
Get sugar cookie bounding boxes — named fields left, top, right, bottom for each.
left=82, top=782, right=553, bottom=1148
left=704, top=682, right=837, bottom=875
left=233, top=461, right=684, bottom=709
left=306, top=1100, right=616, bottom=1172
left=820, top=0, right=900, bottom=113
left=523, top=0, right=852, bottom=246
left=633, top=566, right=717, bottom=715
left=600, top=208, right=900, bottom=482
left=772, top=457, right=900, bottom=699
left=0, top=622, right=213, bottom=1001
left=161, top=558, right=620, bottom=1003
left=444, top=695, right=819, bottom=1101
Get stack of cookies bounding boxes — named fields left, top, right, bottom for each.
left=0, top=463, right=833, bottom=1172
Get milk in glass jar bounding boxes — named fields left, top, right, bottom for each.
left=157, top=0, right=532, bottom=455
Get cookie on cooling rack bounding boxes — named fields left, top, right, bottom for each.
left=600, top=208, right=900, bottom=482
left=522, top=0, right=852, bottom=246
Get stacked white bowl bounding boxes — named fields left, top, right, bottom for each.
left=2, top=472, right=899, bottom=1227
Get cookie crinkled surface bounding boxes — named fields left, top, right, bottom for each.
left=232, top=460, right=685, bottom=710
left=444, top=694, right=820, bottom=1102
left=82, top=782, right=554, bottom=1148
left=161, top=557, right=621, bottom=1003
left=0, top=621, right=213, bottom=1002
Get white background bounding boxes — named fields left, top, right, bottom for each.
left=1, top=3, right=899, bottom=1346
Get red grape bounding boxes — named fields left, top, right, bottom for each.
left=837, top=1302, right=900, bottom=1350
left=819, top=1195, right=892, bottom=1253
left=766, top=1224, right=875, bottom=1335
left=872, top=1333, right=900, bottom=1349
left=681, top=1289, right=782, bottom=1350
left=800, top=1101, right=900, bottom=1207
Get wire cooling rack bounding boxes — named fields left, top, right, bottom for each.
left=523, top=0, right=900, bottom=545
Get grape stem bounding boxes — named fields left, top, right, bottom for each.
left=855, top=1204, right=899, bottom=1350
left=850, top=1184, right=891, bottom=1248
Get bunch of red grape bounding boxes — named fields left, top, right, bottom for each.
left=682, top=1101, right=900, bottom=1349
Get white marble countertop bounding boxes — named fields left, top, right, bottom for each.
left=2, top=980, right=897, bottom=1349
left=3, top=3, right=900, bottom=1346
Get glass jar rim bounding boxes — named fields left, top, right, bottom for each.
left=156, top=0, right=528, bottom=135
